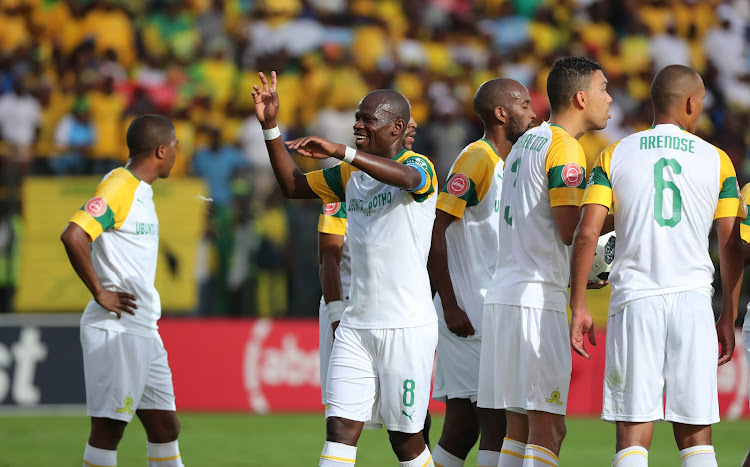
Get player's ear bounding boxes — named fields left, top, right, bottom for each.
left=155, top=144, right=166, bottom=160
left=686, top=95, right=696, bottom=116
left=494, top=107, right=507, bottom=124
left=575, top=91, right=586, bottom=109
left=392, top=118, right=405, bottom=136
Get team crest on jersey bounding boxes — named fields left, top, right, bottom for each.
left=562, top=163, right=584, bottom=187
left=84, top=196, right=107, bottom=217
left=324, top=202, right=341, bottom=216
left=447, top=173, right=470, bottom=197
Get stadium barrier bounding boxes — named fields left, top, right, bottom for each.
left=1, top=316, right=748, bottom=419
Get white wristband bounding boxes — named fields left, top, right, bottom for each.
left=262, top=126, right=281, bottom=140
left=342, top=146, right=357, bottom=164
left=326, top=300, right=345, bottom=324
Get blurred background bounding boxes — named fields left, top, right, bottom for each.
left=2, top=1, right=750, bottom=463
left=3, top=0, right=750, bottom=319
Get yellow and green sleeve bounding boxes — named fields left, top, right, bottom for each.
left=306, top=163, right=357, bottom=204
left=437, top=142, right=497, bottom=219
left=318, top=201, right=347, bottom=236
left=546, top=129, right=587, bottom=207
left=397, top=150, right=438, bottom=203
left=582, top=142, right=618, bottom=209
left=69, top=168, right=139, bottom=241
left=714, top=148, right=746, bottom=220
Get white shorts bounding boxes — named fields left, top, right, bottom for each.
left=602, top=291, right=719, bottom=425
left=325, top=323, right=438, bottom=433
left=433, top=322, right=481, bottom=403
left=81, top=326, right=176, bottom=422
left=477, top=304, right=571, bottom=415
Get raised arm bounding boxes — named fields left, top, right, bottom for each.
left=60, top=223, right=136, bottom=318
left=568, top=203, right=609, bottom=359
left=286, top=136, right=423, bottom=191
left=715, top=216, right=743, bottom=365
left=251, top=71, right=317, bottom=199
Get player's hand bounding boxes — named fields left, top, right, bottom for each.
left=716, top=318, right=735, bottom=366
left=331, top=321, right=340, bottom=340
left=95, top=289, right=137, bottom=319
left=285, top=136, right=344, bottom=160
left=570, top=308, right=596, bottom=359
left=251, top=71, right=279, bottom=128
left=444, top=302, right=475, bottom=338
left=586, top=280, right=608, bottom=289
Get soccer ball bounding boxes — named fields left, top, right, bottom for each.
left=588, top=231, right=616, bottom=282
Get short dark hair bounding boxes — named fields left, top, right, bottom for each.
left=650, top=65, right=702, bottom=114
left=547, top=56, right=603, bottom=113
left=126, top=114, right=175, bottom=159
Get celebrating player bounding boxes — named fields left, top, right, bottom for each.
left=569, top=64, right=744, bottom=467
left=252, top=72, right=438, bottom=467
left=317, top=116, right=433, bottom=444
left=60, top=115, right=185, bottom=467
left=428, top=78, right=536, bottom=467
left=478, top=57, right=612, bottom=467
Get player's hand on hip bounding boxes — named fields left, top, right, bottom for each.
left=716, top=319, right=735, bottom=366
left=95, top=289, right=137, bottom=319
left=285, top=136, right=344, bottom=160
left=586, top=280, right=608, bottom=289
left=443, top=302, right=475, bottom=338
left=570, top=308, right=596, bottom=359
left=251, top=71, right=279, bottom=128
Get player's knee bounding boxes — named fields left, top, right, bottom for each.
left=89, top=418, right=127, bottom=449
left=551, top=419, right=567, bottom=448
left=326, top=417, right=360, bottom=445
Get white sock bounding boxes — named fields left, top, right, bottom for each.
left=320, top=441, right=357, bottom=466
left=611, top=446, right=648, bottom=466
left=499, top=438, right=526, bottom=467
left=523, top=444, right=558, bottom=467
left=680, top=445, right=717, bottom=467
left=83, top=443, right=117, bottom=467
left=147, top=440, right=184, bottom=467
left=477, top=449, right=500, bottom=467
left=433, top=444, right=464, bottom=467
left=400, top=445, right=434, bottom=467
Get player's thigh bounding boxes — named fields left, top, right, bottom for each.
left=523, top=308, right=571, bottom=415
left=319, top=297, right=333, bottom=405
left=477, top=304, right=522, bottom=410
left=140, top=336, right=177, bottom=412
left=377, top=323, right=438, bottom=433
left=602, top=297, right=668, bottom=423
left=664, top=292, right=719, bottom=425
left=80, top=326, right=150, bottom=422
left=325, top=326, right=378, bottom=423
left=433, top=322, right=481, bottom=403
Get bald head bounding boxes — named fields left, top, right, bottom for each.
left=651, top=65, right=704, bottom=114
left=473, top=78, right=528, bottom=124
left=360, top=89, right=411, bottom=124
left=126, top=114, right=176, bottom=159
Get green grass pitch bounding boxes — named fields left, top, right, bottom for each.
left=0, top=413, right=748, bottom=466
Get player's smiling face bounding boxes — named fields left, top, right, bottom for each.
left=353, top=96, right=403, bottom=156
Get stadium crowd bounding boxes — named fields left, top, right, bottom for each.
left=2, top=0, right=750, bottom=316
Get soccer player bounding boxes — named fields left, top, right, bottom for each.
left=736, top=182, right=750, bottom=467
left=478, top=57, right=612, bottom=467
left=60, top=114, right=184, bottom=467
left=317, top=116, right=424, bottom=439
left=428, top=78, right=536, bottom=467
left=252, top=72, right=438, bottom=467
left=570, top=64, right=744, bottom=467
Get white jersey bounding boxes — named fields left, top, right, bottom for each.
left=318, top=201, right=352, bottom=307
left=485, top=122, right=588, bottom=313
left=70, top=168, right=162, bottom=337
left=741, top=184, right=750, bottom=332
left=584, top=123, right=746, bottom=313
left=306, top=150, right=438, bottom=329
left=435, top=139, right=503, bottom=337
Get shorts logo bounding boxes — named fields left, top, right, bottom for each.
left=447, top=173, right=470, bottom=197
left=115, top=396, right=134, bottom=415
left=324, top=202, right=341, bottom=216
left=401, top=410, right=414, bottom=422
left=84, top=196, right=107, bottom=217
left=561, top=163, right=584, bottom=187
left=545, top=390, right=563, bottom=405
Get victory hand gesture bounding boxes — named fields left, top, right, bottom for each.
left=251, top=71, right=279, bottom=127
